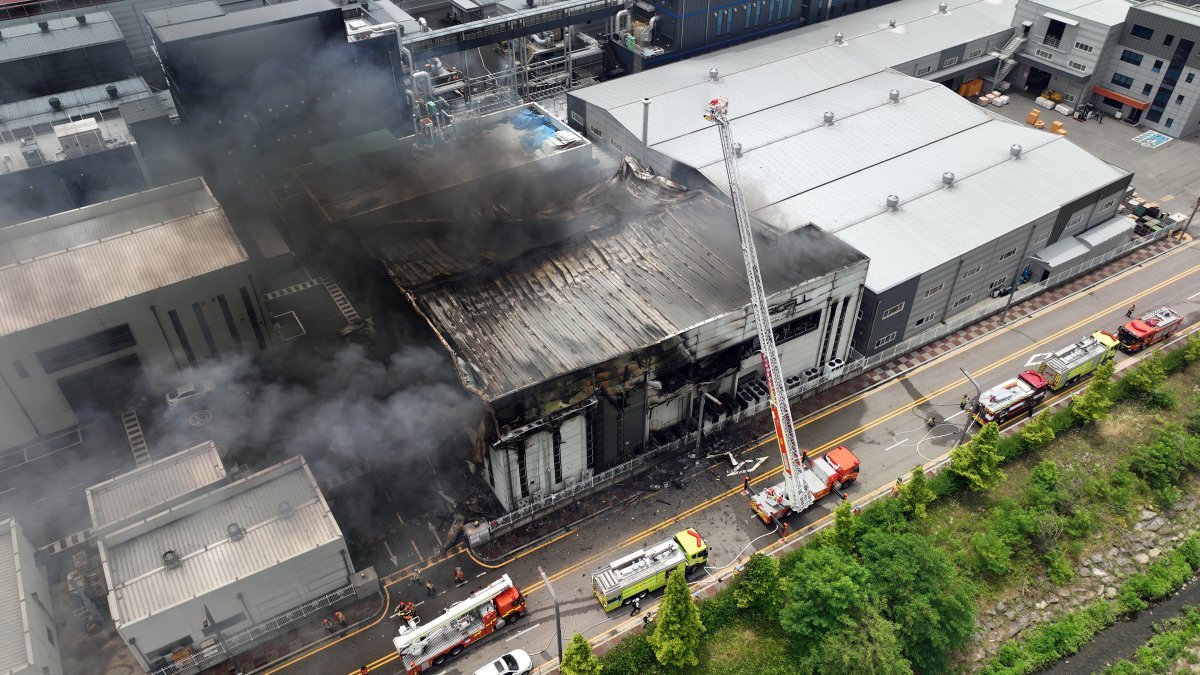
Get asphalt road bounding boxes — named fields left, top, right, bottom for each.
left=254, top=236, right=1200, bottom=675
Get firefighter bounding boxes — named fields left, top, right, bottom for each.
left=453, top=566, right=466, bottom=586
left=335, top=610, right=346, bottom=627
left=322, top=617, right=334, bottom=633
left=396, top=600, right=415, bottom=621
left=742, top=475, right=750, bottom=493
left=630, top=596, right=641, bottom=616
left=410, top=568, right=423, bottom=585
left=359, top=666, right=370, bottom=675
left=960, top=394, right=970, bottom=410
left=426, top=581, right=436, bottom=596
left=890, top=477, right=903, bottom=497
left=1127, top=303, right=1136, bottom=318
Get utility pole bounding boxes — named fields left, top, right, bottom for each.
left=1181, top=195, right=1200, bottom=238
left=538, top=566, right=563, bottom=665
left=958, top=367, right=983, bottom=447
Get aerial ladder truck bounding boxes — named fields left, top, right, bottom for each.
left=703, top=98, right=861, bottom=526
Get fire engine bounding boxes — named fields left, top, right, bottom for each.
left=1037, top=331, right=1118, bottom=390
left=1117, top=306, right=1182, bottom=353
left=393, top=573, right=527, bottom=673
left=592, top=529, right=708, bottom=611
left=972, top=370, right=1049, bottom=425
left=704, top=97, right=863, bottom=526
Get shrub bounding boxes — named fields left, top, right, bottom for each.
left=1043, top=548, right=1073, bottom=585
left=950, top=423, right=1006, bottom=491
left=731, top=554, right=782, bottom=619
left=1020, top=411, right=1057, bottom=452
left=1116, top=352, right=1168, bottom=402
left=982, top=602, right=1117, bottom=675
left=599, top=632, right=656, bottom=673
left=898, top=466, right=935, bottom=520
left=697, top=586, right=741, bottom=633
left=1183, top=332, right=1200, bottom=365
left=971, top=529, right=1014, bottom=577
left=562, top=633, right=604, bottom=675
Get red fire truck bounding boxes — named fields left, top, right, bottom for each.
left=750, top=446, right=860, bottom=524
left=1117, top=306, right=1182, bottom=353
left=972, top=370, right=1050, bottom=425
left=393, top=574, right=527, bottom=673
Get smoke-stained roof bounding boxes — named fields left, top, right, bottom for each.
left=0, top=177, right=249, bottom=338
left=87, top=441, right=228, bottom=535
left=100, top=457, right=343, bottom=628
left=0, top=12, right=124, bottom=63
left=0, top=77, right=153, bottom=133
left=376, top=183, right=865, bottom=400
left=146, top=0, right=339, bottom=43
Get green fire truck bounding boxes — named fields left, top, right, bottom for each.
left=591, top=529, right=708, bottom=611
left=1037, top=330, right=1118, bottom=390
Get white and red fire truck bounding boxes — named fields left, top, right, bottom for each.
left=972, top=370, right=1050, bottom=425
left=393, top=573, right=527, bottom=674
left=1117, top=306, right=1182, bottom=353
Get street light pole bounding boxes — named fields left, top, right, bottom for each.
left=537, top=566, right=564, bottom=665
left=958, top=367, right=983, bottom=447
left=1181, top=195, right=1200, bottom=238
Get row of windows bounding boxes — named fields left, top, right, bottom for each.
left=713, top=0, right=794, bottom=36
left=1129, top=24, right=1176, bottom=47
left=1074, top=41, right=1093, bottom=53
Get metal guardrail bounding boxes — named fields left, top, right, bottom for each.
left=480, top=228, right=1172, bottom=539
left=149, top=584, right=357, bottom=675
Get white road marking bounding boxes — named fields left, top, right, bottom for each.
left=413, top=601, right=425, bottom=607
left=506, top=623, right=542, bottom=642
left=1188, top=290, right=1200, bottom=300
left=32, top=497, right=46, bottom=504
left=884, top=438, right=909, bottom=452
left=0, top=487, right=14, bottom=495
left=1025, top=352, right=1054, bottom=367
left=476, top=572, right=487, bottom=578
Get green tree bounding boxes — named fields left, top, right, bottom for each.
left=950, top=422, right=1005, bottom=491
left=970, top=528, right=1014, bottom=577
left=1121, top=351, right=1167, bottom=400
left=1021, top=410, right=1056, bottom=451
left=860, top=531, right=976, bottom=674
left=561, top=634, right=603, bottom=675
left=801, top=605, right=913, bottom=675
left=1184, top=332, right=1200, bottom=365
left=1072, top=358, right=1115, bottom=424
left=733, top=553, right=782, bottom=617
left=780, top=545, right=870, bottom=655
left=899, top=466, right=935, bottom=520
left=648, top=569, right=704, bottom=669
left=831, top=499, right=865, bottom=554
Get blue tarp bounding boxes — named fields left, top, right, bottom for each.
left=521, top=125, right=556, bottom=153
left=512, top=109, right=551, bottom=130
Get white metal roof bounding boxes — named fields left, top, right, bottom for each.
left=0, top=77, right=152, bottom=133
left=103, top=458, right=343, bottom=627
left=1032, top=234, right=1090, bottom=266
left=1027, top=0, right=1131, bottom=26
left=87, top=441, right=228, bottom=534
left=0, top=178, right=248, bottom=338
left=0, top=12, right=124, bottom=63
left=1077, top=215, right=1134, bottom=247
left=0, top=519, right=32, bottom=674
left=1134, top=0, right=1200, bottom=25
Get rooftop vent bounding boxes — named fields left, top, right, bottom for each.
left=163, top=550, right=181, bottom=570
left=938, top=1, right=947, bottom=12
left=279, top=500, right=294, bottom=518
left=889, top=89, right=901, bottom=103
left=76, top=15, right=87, bottom=24
left=106, top=84, right=118, bottom=100
left=733, top=142, right=743, bottom=157
left=37, top=21, right=49, bottom=32
left=1010, top=144, right=1022, bottom=159
left=833, top=31, right=845, bottom=44
left=942, top=171, right=955, bottom=187
left=823, top=111, right=835, bottom=126
left=227, top=523, right=244, bottom=542
left=886, top=194, right=900, bottom=210
left=889, top=18, right=897, bottom=27
left=709, top=67, right=719, bottom=81
left=48, top=97, right=62, bottom=111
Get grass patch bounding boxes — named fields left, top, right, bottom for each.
left=698, top=622, right=793, bottom=674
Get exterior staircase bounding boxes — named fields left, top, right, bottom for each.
left=993, top=30, right=1027, bottom=84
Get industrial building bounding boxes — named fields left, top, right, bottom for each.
left=0, top=12, right=135, bottom=100
left=0, top=177, right=271, bottom=455
left=1006, top=0, right=1131, bottom=106
left=91, top=452, right=351, bottom=673
left=569, top=0, right=1132, bottom=357
left=1093, top=0, right=1200, bottom=137
left=0, top=518, right=63, bottom=675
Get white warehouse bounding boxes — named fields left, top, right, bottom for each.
left=0, top=518, right=63, bottom=675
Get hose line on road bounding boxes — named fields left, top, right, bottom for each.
left=702, top=523, right=780, bottom=580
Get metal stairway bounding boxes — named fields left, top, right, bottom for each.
left=993, top=30, right=1027, bottom=84
left=121, top=408, right=152, bottom=468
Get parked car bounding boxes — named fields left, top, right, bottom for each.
left=165, top=381, right=215, bottom=408
left=472, top=649, right=532, bottom=675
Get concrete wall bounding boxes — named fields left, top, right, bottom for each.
left=5, top=520, right=63, bottom=675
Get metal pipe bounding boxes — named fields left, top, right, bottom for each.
left=640, top=15, right=658, bottom=44
left=641, top=97, right=650, bottom=166
left=530, top=31, right=551, bottom=45
left=614, top=8, right=630, bottom=34
left=412, top=70, right=433, bottom=94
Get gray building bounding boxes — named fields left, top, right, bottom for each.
left=1093, top=1, right=1200, bottom=137
left=569, top=0, right=1132, bottom=357
left=0, top=178, right=271, bottom=455
left=91, top=452, right=350, bottom=672
left=0, top=12, right=135, bottom=100
left=0, top=518, right=63, bottom=675
left=1007, top=0, right=1130, bottom=105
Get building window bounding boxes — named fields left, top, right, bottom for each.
left=239, top=288, right=267, bottom=350
left=1176, top=94, right=1185, bottom=105
left=35, top=325, right=137, bottom=373
left=1035, top=48, right=1054, bottom=61
left=1101, top=199, right=1115, bottom=210
left=46, top=627, right=54, bottom=646
left=952, top=294, right=974, bottom=309
left=882, top=302, right=905, bottom=318
left=1110, top=73, right=1134, bottom=89
left=916, top=65, right=932, bottom=76
left=1187, top=73, right=1195, bottom=84
left=12, top=360, right=29, bottom=379
left=999, top=247, right=1018, bottom=261
left=943, top=56, right=959, bottom=68
left=1074, top=41, right=1093, bottom=52
left=1068, top=213, right=1084, bottom=228
left=1068, top=61, right=1086, bottom=72
left=962, top=264, right=982, bottom=279
left=589, top=125, right=602, bottom=137
left=874, top=332, right=897, bottom=348
left=1120, top=50, right=1143, bottom=66
left=1143, top=83, right=1154, bottom=96
left=167, top=310, right=198, bottom=367
left=216, top=295, right=243, bottom=353
left=923, top=283, right=944, bottom=298
left=1130, top=24, right=1154, bottom=40
left=1164, top=34, right=1174, bottom=46
left=1166, top=118, right=1174, bottom=128
left=1102, top=96, right=1124, bottom=108
left=914, top=312, right=937, bottom=327
left=570, top=111, right=583, bottom=125
left=1063, top=93, right=1076, bottom=103
left=1034, top=231, right=1050, bottom=243
left=967, top=49, right=983, bottom=59
left=988, top=276, right=1008, bottom=290
left=192, top=303, right=219, bottom=359
left=1152, top=59, right=1163, bottom=73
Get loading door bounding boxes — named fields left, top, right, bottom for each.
left=57, top=354, right=145, bottom=415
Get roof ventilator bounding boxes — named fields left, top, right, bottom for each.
left=106, top=84, right=119, bottom=100
left=76, top=15, right=87, bottom=24
left=889, top=89, right=901, bottom=103
left=889, top=19, right=897, bottom=28
left=709, top=67, right=719, bottom=81
left=49, top=97, right=62, bottom=111
left=886, top=195, right=900, bottom=211
left=163, top=550, right=181, bottom=570
left=834, top=32, right=845, bottom=45
left=942, top=171, right=955, bottom=187
left=227, top=523, right=245, bottom=542
left=279, top=500, right=294, bottom=518
left=938, top=2, right=947, bottom=13
left=823, top=111, right=835, bottom=126
left=38, top=21, right=50, bottom=32
left=733, top=142, right=743, bottom=158
left=1010, top=144, right=1022, bottom=159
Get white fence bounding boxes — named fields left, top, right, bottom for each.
left=479, top=228, right=1173, bottom=541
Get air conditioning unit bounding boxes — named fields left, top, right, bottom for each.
left=824, top=358, right=846, bottom=377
